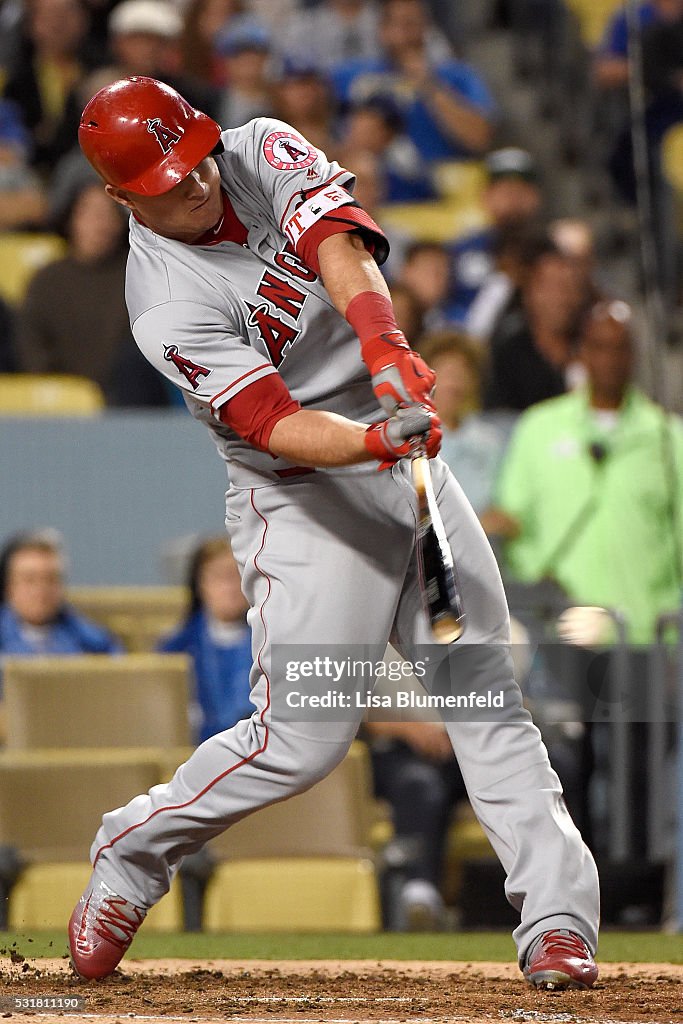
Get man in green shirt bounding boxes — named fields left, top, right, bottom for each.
left=492, top=300, right=683, bottom=645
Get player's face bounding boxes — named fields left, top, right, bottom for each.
left=108, top=156, right=224, bottom=243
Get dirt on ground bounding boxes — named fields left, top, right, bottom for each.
left=1, top=957, right=682, bottom=1024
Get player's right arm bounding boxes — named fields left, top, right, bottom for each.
left=132, top=300, right=440, bottom=470
left=268, top=405, right=439, bottom=468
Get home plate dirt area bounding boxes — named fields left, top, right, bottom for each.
left=1, top=959, right=683, bottom=1024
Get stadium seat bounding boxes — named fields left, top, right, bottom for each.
left=207, top=741, right=378, bottom=860
left=0, top=232, right=66, bottom=305
left=203, top=857, right=380, bottom=932
left=0, top=374, right=104, bottom=416
left=662, top=124, right=683, bottom=194
left=3, top=654, right=192, bottom=749
left=564, top=0, right=623, bottom=47
left=432, top=159, right=486, bottom=203
left=9, top=863, right=182, bottom=932
left=0, top=752, right=183, bottom=931
left=0, top=751, right=162, bottom=862
left=67, top=586, right=188, bottom=651
left=377, top=198, right=488, bottom=244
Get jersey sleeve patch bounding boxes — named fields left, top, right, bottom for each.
left=263, top=130, right=318, bottom=171
left=282, top=184, right=356, bottom=248
left=163, top=345, right=212, bottom=390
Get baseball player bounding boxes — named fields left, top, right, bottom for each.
left=70, top=76, right=599, bottom=989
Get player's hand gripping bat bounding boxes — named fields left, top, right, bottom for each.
left=411, top=444, right=465, bottom=643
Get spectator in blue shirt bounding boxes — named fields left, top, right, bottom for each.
left=339, top=95, right=436, bottom=202
left=159, top=537, right=253, bottom=744
left=0, top=533, right=121, bottom=662
left=332, top=0, right=495, bottom=163
left=448, top=148, right=543, bottom=326
left=594, top=2, right=658, bottom=92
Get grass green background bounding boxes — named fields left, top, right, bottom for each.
left=2, top=931, right=683, bottom=963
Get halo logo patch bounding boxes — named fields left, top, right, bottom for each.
left=263, top=131, right=317, bottom=171
left=147, top=118, right=182, bottom=154
left=164, top=344, right=211, bottom=389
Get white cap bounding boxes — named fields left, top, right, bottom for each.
left=109, top=0, right=183, bottom=38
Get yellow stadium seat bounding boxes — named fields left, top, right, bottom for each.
left=443, top=810, right=494, bottom=905
left=662, top=124, right=683, bottom=193
left=0, top=751, right=164, bottom=862
left=0, top=233, right=66, bottom=305
left=208, top=741, right=377, bottom=860
left=377, top=198, right=488, bottom=244
left=9, top=863, right=182, bottom=932
left=67, top=586, right=188, bottom=651
left=3, top=654, right=192, bottom=749
left=432, top=160, right=487, bottom=203
left=0, top=374, right=104, bottom=415
left=204, top=857, right=380, bottom=932
left=565, top=0, right=623, bottom=47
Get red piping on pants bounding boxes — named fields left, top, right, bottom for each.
left=92, top=490, right=272, bottom=868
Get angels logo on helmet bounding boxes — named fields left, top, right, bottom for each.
left=146, top=118, right=183, bottom=155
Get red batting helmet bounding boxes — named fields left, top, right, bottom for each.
left=79, top=77, right=222, bottom=196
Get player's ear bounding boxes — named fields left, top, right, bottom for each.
left=105, top=184, right=136, bottom=211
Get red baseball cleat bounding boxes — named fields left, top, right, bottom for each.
left=523, top=929, right=598, bottom=990
left=69, top=878, right=146, bottom=979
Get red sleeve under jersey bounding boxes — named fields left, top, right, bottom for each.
left=219, top=373, right=301, bottom=452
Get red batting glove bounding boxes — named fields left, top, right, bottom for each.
left=361, top=332, right=437, bottom=416
left=365, top=406, right=442, bottom=470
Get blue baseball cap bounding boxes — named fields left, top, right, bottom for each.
left=216, top=16, right=271, bottom=56
left=0, top=100, right=30, bottom=152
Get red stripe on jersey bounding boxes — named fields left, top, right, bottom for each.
left=209, top=363, right=273, bottom=414
left=191, top=190, right=249, bottom=247
left=219, top=373, right=301, bottom=451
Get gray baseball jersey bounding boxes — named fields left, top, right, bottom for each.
left=128, top=118, right=379, bottom=486
left=86, top=118, right=600, bottom=964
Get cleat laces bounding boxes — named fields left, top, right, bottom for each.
left=532, top=929, right=589, bottom=962
left=93, top=897, right=145, bottom=951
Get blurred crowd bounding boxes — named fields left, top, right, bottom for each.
left=2, top=0, right=682, bottom=394
left=1, top=0, right=683, bottom=927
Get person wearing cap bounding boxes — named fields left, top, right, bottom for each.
left=69, top=75, right=599, bottom=991
left=446, top=147, right=543, bottom=329
left=105, top=0, right=219, bottom=117
left=214, top=14, right=273, bottom=127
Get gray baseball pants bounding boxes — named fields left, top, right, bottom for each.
left=90, top=457, right=599, bottom=962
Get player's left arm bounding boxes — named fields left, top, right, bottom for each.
left=318, top=232, right=437, bottom=417
left=250, top=118, right=436, bottom=417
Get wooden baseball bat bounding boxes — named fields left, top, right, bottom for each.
left=412, top=451, right=465, bottom=643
